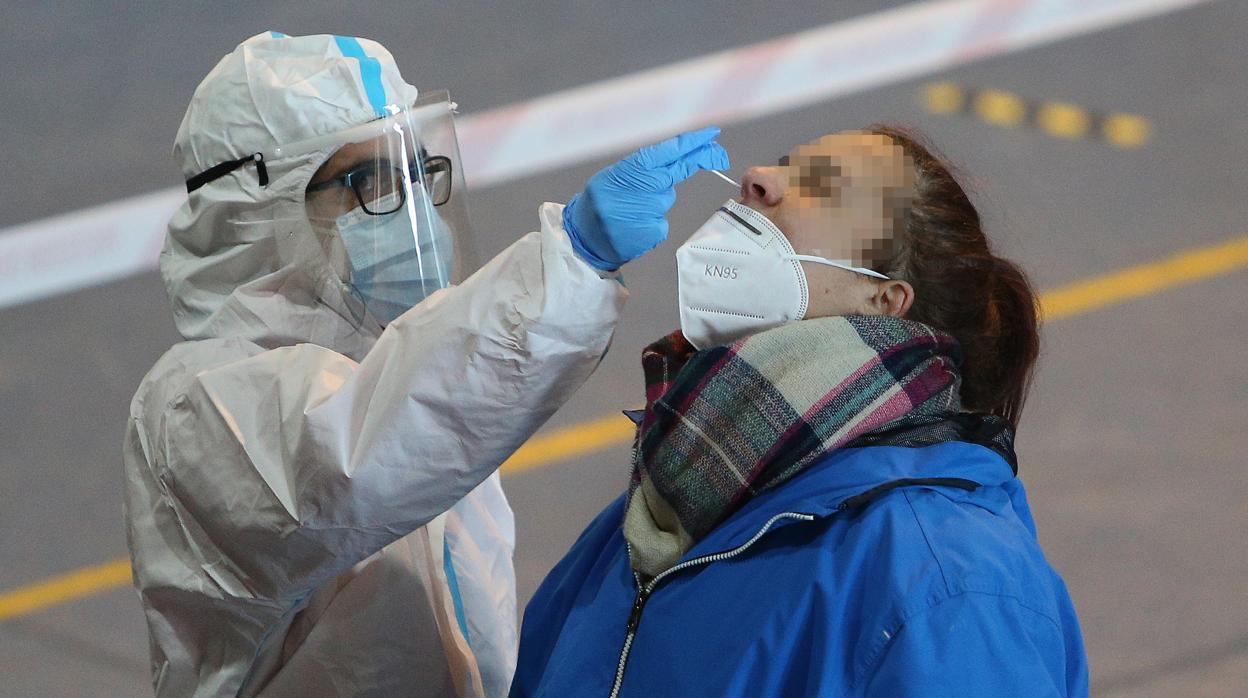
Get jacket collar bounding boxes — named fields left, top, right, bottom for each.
left=678, top=439, right=1016, bottom=563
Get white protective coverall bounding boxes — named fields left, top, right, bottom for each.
left=123, top=32, right=626, bottom=697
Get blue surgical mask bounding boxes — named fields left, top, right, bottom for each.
left=336, top=192, right=454, bottom=326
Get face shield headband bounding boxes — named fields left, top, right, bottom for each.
left=185, top=152, right=268, bottom=193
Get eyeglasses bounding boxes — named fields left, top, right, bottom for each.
left=307, top=154, right=453, bottom=214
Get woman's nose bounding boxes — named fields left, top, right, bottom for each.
left=740, top=166, right=785, bottom=207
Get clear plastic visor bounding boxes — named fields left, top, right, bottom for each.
left=291, top=90, right=475, bottom=326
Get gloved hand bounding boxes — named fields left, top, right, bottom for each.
left=564, top=126, right=730, bottom=271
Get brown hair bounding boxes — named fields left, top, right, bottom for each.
left=869, top=125, right=1040, bottom=428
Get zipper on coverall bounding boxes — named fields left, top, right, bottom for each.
left=607, top=511, right=816, bottom=698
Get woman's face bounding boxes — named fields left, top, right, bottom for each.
left=738, top=131, right=916, bottom=319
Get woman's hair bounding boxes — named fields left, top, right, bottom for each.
left=868, top=125, right=1040, bottom=428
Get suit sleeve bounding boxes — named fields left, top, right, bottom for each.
left=862, top=592, right=1075, bottom=698
left=154, top=202, right=627, bottom=601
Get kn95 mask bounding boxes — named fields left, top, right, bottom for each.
left=675, top=199, right=889, bottom=350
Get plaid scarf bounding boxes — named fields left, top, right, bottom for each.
left=623, top=315, right=965, bottom=577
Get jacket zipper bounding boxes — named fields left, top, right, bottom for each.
left=607, top=511, right=815, bottom=698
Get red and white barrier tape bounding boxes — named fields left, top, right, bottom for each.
left=0, top=0, right=1211, bottom=310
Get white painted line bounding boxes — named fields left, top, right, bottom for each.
left=0, top=0, right=1214, bottom=310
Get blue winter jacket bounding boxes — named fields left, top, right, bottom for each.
left=511, top=436, right=1088, bottom=697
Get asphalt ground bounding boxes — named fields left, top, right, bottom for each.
left=1, top=1, right=1245, bottom=695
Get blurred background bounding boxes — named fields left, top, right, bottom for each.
left=1, top=1, right=1244, bottom=695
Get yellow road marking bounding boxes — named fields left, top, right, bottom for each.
left=0, top=559, right=131, bottom=622
left=1036, top=102, right=1092, bottom=140
left=974, top=89, right=1028, bottom=128
left=500, top=411, right=637, bottom=476
left=1040, top=236, right=1248, bottom=320
left=3, top=235, right=1247, bottom=622
left=921, top=81, right=966, bottom=115
left=922, top=81, right=1152, bottom=149
left=1102, top=113, right=1152, bottom=149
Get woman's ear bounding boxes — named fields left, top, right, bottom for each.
left=869, top=279, right=914, bottom=318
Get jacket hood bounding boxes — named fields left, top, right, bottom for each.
left=162, top=31, right=420, bottom=360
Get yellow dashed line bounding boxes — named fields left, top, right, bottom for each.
left=3, top=235, right=1246, bottom=622
left=921, top=81, right=966, bottom=115
left=921, top=81, right=1151, bottom=149
left=1036, top=102, right=1092, bottom=140
left=1102, top=112, right=1152, bottom=148
left=974, top=89, right=1029, bottom=128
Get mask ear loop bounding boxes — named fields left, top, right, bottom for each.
left=717, top=199, right=891, bottom=281
left=786, top=254, right=892, bottom=280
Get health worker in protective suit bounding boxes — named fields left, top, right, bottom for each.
left=122, top=31, right=727, bottom=698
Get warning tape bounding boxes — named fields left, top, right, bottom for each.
left=0, top=0, right=1213, bottom=311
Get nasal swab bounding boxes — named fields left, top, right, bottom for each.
left=708, top=169, right=740, bottom=188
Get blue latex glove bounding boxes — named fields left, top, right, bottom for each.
left=564, top=126, right=730, bottom=271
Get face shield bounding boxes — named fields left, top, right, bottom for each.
left=273, top=90, right=476, bottom=326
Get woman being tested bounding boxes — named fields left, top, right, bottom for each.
left=512, top=127, right=1088, bottom=697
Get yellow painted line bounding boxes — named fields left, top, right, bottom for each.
left=921, top=81, right=1152, bottom=150
left=1040, top=235, right=1248, bottom=320
left=0, top=559, right=131, bottom=622
left=974, top=89, right=1028, bottom=128
left=1102, top=112, right=1152, bottom=149
left=921, top=81, right=966, bottom=115
left=1036, top=102, right=1092, bottom=140
left=500, top=410, right=637, bottom=476
left=3, top=235, right=1247, bottom=623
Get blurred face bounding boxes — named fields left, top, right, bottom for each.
left=738, top=131, right=916, bottom=319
